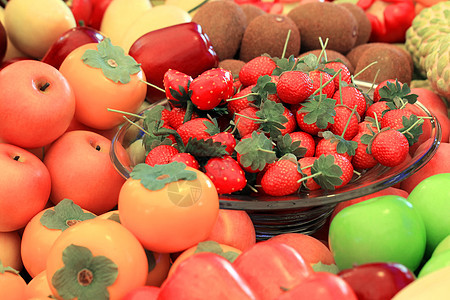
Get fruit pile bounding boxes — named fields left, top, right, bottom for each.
left=0, top=0, right=449, bottom=299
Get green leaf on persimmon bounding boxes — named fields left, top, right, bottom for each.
left=0, top=260, right=20, bottom=275
left=40, top=199, right=96, bottom=231
left=81, top=38, right=141, bottom=84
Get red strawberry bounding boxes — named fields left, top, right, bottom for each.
left=239, top=55, right=277, bottom=87
left=324, top=61, right=352, bottom=90
left=189, top=68, right=234, bottom=110
left=176, top=118, right=214, bottom=145
left=227, top=84, right=255, bottom=116
left=370, top=129, right=410, bottom=167
left=309, top=70, right=335, bottom=98
left=260, top=158, right=303, bottom=196
left=234, top=107, right=260, bottom=138
left=145, top=145, right=179, bottom=166
left=298, top=157, right=320, bottom=191
left=203, top=156, right=247, bottom=194
left=296, top=107, right=330, bottom=136
left=290, top=131, right=315, bottom=157
left=279, top=107, right=297, bottom=136
left=163, top=69, right=192, bottom=103
left=161, top=108, right=171, bottom=125
left=365, top=101, right=389, bottom=122
left=332, top=86, right=367, bottom=119
left=351, top=132, right=378, bottom=170
left=380, top=108, right=414, bottom=130
left=315, top=138, right=353, bottom=162
left=329, top=105, right=359, bottom=140
left=208, top=131, right=237, bottom=155
left=358, top=120, right=378, bottom=135
left=373, top=79, right=397, bottom=102
left=168, top=107, right=199, bottom=130
left=169, top=152, right=199, bottom=169
left=276, top=71, right=314, bottom=105
left=331, top=153, right=354, bottom=189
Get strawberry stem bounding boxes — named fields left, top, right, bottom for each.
left=226, top=93, right=257, bottom=102
left=234, top=113, right=262, bottom=123
left=122, top=116, right=152, bottom=136
left=353, top=170, right=361, bottom=176
left=353, top=61, right=378, bottom=80
left=316, top=37, right=329, bottom=64
left=281, top=30, right=292, bottom=59
left=141, top=79, right=166, bottom=93
left=366, top=69, right=380, bottom=95
left=297, top=172, right=320, bottom=184
left=107, top=108, right=145, bottom=119
left=339, top=105, right=357, bottom=138
left=246, top=184, right=259, bottom=193
left=399, top=117, right=426, bottom=136
left=187, top=0, right=209, bottom=14
left=312, top=69, right=341, bottom=96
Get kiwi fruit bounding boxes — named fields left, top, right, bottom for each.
left=338, top=2, right=371, bottom=47
left=287, top=2, right=358, bottom=54
left=299, top=49, right=355, bottom=74
left=192, top=0, right=247, bottom=61
left=218, top=59, right=246, bottom=78
left=239, top=14, right=300, bottom=62
left=240, top=3, right=266, bottom=26
left=354, top=44, right=412, bottom=84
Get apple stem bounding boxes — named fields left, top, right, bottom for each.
left=95, top=145, right=101, bottom=151
left=13, top=155, right=20, bottom=161
left=40, top=82, right=50, bottom=92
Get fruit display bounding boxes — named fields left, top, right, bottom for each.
left=0, top=0, right=449, bottom=299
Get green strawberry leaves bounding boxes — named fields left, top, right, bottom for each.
left=255, top=100, right=288, bottom=137
left=141, top=105, right=179, bottom=152
left=184, top=138, right=228, bottom=158
left=82, top=38, right=141, bottom=84
left=378, top=80, right=418, bottom=108
left=310, top=154, right=343, bottom=190
left=248, top=75, right=277, bottom=106
left=235, top=131, right=277, bottom=172
left=272, top=54, right=298, bottom=76
left=300, top=94, right=337, bottom=129
left=274, top=133, right=308, bottom=159
left=399, top=114, right=424, bottom=146
left=52, top=244, right=118, bottom=300
left=40, top=199, right=96, bottom=231
left=321, top=131, right=358, bottom=157
left=131, top=162, right=197, bottom=191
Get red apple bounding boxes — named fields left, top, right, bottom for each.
left=41, top=26, right=105, bottom=69
left=43, top=130, right=127, bottom=215
left=401, top=142, right=450, bottom=193
left=338, top=262, right=416, bottom=300
left=122, top=286, right=160, bottom=300
left=411, top=88, right=448, bottom=117
left=206, top=209, right=256, bottom=252
left=268, top=233, right=335, bottom=268
left=0, top=60, right=75, bottom=149
left=233, top=240, right=313, bottom=300
left=0, top=143, right=51, bottom=232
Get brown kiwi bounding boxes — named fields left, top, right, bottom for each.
left=240, top=3, right=266, bottom=26
left=354, top=44, right=412, bottom=84
left=239, top=14, right=300, bottom=62
left=192, top=0, right=247, bottom=61
left=299, top=49, right=355, bottom=74
left=287, top=2, right=358, bottom=54
left=218, top=59, right=246, bottom=78
left=338, top=2, right=371, bottom=47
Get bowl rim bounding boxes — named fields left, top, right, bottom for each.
left=110, top=81, right=442, bottom=211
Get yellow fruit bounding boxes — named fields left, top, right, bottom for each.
left=119, top=5, right=191, bottom=53
left=165, top=0, right=209, bottom=16
left=0, top=6, right=30, bottom=61
left=4, top=0, right=76, bottom=59
left=100, top=0, right=152, bottom=46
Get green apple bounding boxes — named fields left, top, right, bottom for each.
left=329, top=195, right=426, bottom=272
left=418, top=250, right=450, bottom=278
left=407, top=173, right=450, bottom=256
left=432, top=235, right=450, bottom=257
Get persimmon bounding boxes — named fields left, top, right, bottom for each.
left=59, top=38, right=147, bottom=130
left=0, top=262, right=27, bottom=300
left=118, top=162, right=219, bottom=253
left=26, top=270, right=53, bottom=299
left=0, top=231, right=22, bottom=272
left=46, top=218, right=148, bottom=300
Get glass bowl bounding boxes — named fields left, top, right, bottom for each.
left=110, top=81, right=442, bottom=239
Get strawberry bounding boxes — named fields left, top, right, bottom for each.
left=297, top=157, right=321, bottom=191
left=176, top=118, right=214, bottom=145
left=315, top=137, right=353, bottom=162
left=380, top=108, right=414, bottom=131
left=208, top=131, right=237, bottom=155
left=279, top=107, right=297, bottom=136
left=169, top=152, right=199, bottom=170
left=276, top=70, right=314, bottom=104
left=234, top=107, right=261, bottom=138
left=239, top=55, right=277, bottom=87
left=168, top=107, right=199, bottom=130
left=330, top=153, right=354, bottom=189
left=295, top=93, right=336, bottom=136
left=351, top=132, right=378, bottom=170
left=365, top=101, right=389, bottom=122
left=358, top=119, right=378, bottom=135
left=227, top=84, right=255, bottom=116
left=369, top=129, right=410, bottom=167
left=189, top=68, right=234, bottom=110
left=260, top=157, right=303, bottom=196
left=163, top=69, right=193, bottom=104
left=332, top=86, right=367, bottom=119
left=203, top=156, right=247, bottom=194
left=373, top=79, right=397, bottom=102
left=324, top=61, right=352, bottom=90
left=145, top=145, right=179, bottom=166
left=329, top=105, right=359, bottom=140
left=309, top=70, right=335, bottom=98
left=289, top=131, right=315, bottom=157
